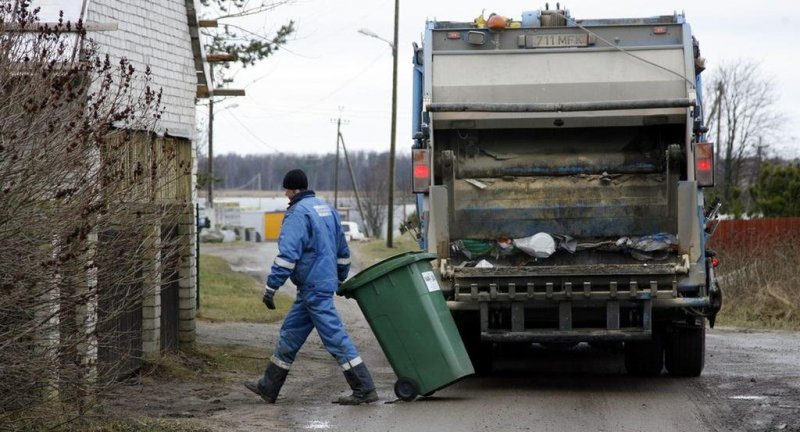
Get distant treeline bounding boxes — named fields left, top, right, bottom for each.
left=200, top=151, right=413, bottom=193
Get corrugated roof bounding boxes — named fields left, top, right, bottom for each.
left=185, top=0, right=210, bottom=97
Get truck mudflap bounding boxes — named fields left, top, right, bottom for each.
left=445, top=260, right=712, bottom=343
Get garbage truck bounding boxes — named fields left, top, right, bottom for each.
left=410, top=5, right=722, bottom=376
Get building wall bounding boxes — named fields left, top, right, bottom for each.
left=85, top=0, right=199, bottom=352
left=85, top=0, right=197, bottom=139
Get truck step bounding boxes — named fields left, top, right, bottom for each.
left=481, top=329, right=651, bottom=343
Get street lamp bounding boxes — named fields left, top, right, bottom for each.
left=357, top=28, right=386, bottom=43
left=357, top=0, right=399, bottom=248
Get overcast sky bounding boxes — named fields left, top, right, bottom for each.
left=199, top=0, right=798, bottom=158
left=32, top=1, right=800, bottom=157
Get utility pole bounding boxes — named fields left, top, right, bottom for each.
left=331, top=109, right=348, bottom=209
left=715, top=82, right=727, bottom=200
left=207, top=67, right=215, bottom=208
left=356, top=7, right=400, bottom=247
left=334, top=117, right=340, bottom=208
left=203, top=51, right=245, bottom=210
left=716, top=82, right=723, bottom=155
left=386, top=0, right=399, bottom=248
left=339, top=132, right=370, bottom=238
left=756, top=136, right=765, bottom=180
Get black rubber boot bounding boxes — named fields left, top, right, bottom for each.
left=334, top=363, right=378, bottom=405
left=244, top=361, right=289, bottom=403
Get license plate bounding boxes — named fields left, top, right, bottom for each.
left=527, top=33, right=589, bottom=48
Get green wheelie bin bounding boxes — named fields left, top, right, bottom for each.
left=337, top=251, right=474, bottom=401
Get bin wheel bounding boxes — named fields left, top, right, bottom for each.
left=394, top=378, right=419, bottom=401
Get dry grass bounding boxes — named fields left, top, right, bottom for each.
left=715, top=239, right=800, bottom=330
left=196, top=255, right=291, bottom=323
left=62, top=418, right=211, bottom=432
left=348, top=233, right=422, bottom=270
left=194, top=343, right=269, bottom=376
left=137, top=343, right=267, bottom=382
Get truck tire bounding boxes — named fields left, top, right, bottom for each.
left=624, top=334, right=664, bottom=376
left=454, top=312, right=493, bottom=375
left=665, top=325, right=705, bottom=377
left=467, top=341, right=494, bottom=375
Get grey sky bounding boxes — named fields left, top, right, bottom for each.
left=204, top=0, right=799, bottom=158
left=30, top=1, right=800, bottom=157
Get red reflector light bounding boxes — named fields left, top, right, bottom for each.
left=412, top=149, right=431, bottom=193
left=447, top=32, right=461, bottom=40
left=695, top=142, right=715, bottom=187
left=711, top=257, right=719, bottom=268
left=653, top=26, right=667, bottom=34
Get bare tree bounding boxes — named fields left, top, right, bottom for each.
left=1, top=4, right=184, bottom=428
left=704, top=60, right=783, bottom=205
left=360, top=155, right=389, bottom=239
left=199, top=0, right=295, bottom=84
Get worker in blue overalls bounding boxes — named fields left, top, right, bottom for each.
left=245, top=169, right=378, bottom=405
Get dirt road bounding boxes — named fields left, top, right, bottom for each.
left=178, top=243, right=800, bottom=431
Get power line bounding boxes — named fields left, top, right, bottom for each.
left=221, top=111, right=282, bottom=152
left=230, top=172, right=262, bottom=191
left=244, top=50, right=388, bottom=116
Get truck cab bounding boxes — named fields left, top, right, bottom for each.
left=411, top=7, right=721, bottom=376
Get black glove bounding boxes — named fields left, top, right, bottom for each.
left=263, top=286, right=276, bottom=310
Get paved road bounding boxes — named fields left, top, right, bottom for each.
left=202, top=242, right=800, bottom=432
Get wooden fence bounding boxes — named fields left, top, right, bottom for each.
left=707, top=217, right=800, bottom=252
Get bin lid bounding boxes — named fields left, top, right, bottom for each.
left=337, top=251, right=437, bottom=296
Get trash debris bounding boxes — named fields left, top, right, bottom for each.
left=633, top=233, right=678, bottom=251
left=481, top=149, right=518, bottom=160
left=496, top=237, right=513, bottom=250
left=551, top=234, right=577, bottom=253
left=464, top=178, right=489, bottom=189
left=475, top=259, right=494, bottom=268
left=451, top=232, right=678, bottom=262
left=451, top=239, right=493, bottom=259
left=618, top=233, right=678, bottom=260
left=514, top=232, right=556, bottom=258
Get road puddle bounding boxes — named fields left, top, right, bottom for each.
left=305, top=420, right=331, bottom=430
left=730, top=395, right=768, bottom=401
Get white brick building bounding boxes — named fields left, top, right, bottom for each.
left=33, top=0, right=207, bottom=365
left=86, top=0, right=198, bottom=139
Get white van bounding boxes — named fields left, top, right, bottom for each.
left=341, top=221, right=366, bottom=242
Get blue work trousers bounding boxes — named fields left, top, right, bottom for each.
left=272, top=284, right=359, bottom=369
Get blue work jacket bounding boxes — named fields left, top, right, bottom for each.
left=267, top=191, right=350, bottom=291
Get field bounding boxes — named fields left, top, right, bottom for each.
left=196, top=254, right=291, bottom=323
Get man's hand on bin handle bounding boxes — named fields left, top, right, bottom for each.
left=263, top=286, right=276, bottom=310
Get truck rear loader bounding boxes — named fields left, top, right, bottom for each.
left=410, top=6, right=722, bottom=376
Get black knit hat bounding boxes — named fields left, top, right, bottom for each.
left=282, top=169, right=308, bottom=190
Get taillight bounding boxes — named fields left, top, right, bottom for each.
left=412, top=149, right=431, bottom=193
left=711, top=257, right=719, bottom=268
left=695, top=142, right=714, bottom=187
